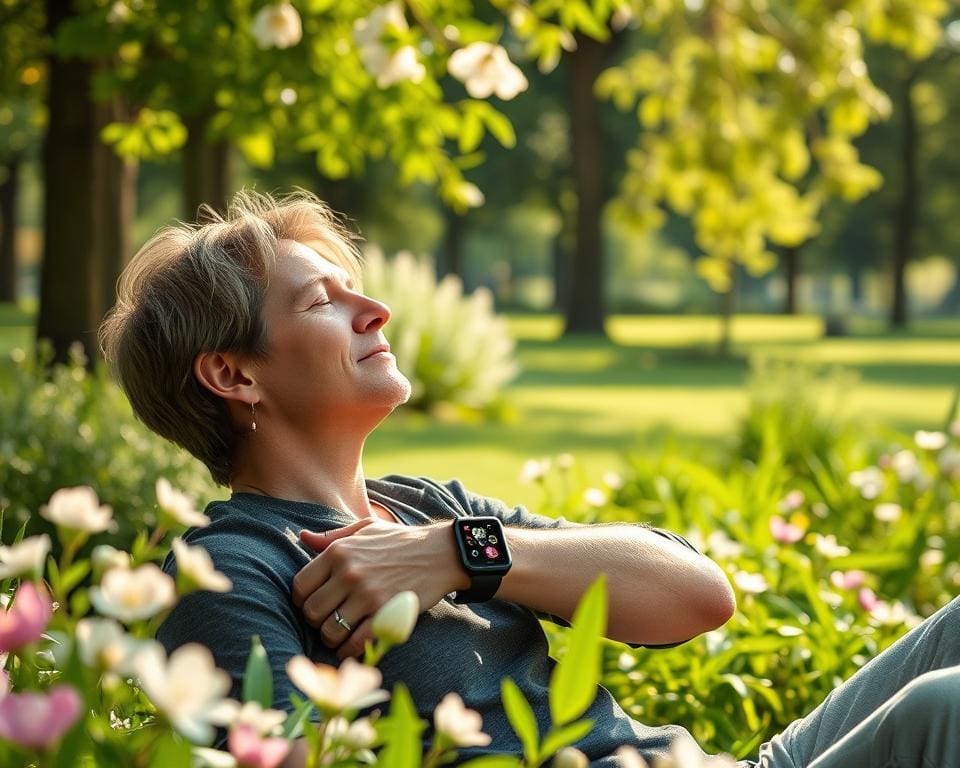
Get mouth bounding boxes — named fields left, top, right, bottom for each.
left=358, top=343, right=391, bottom=362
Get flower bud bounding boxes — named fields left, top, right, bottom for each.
left=554, top=747, right=589, bottom=768
left=371, top=591, right=419, bottom=645
left=91, top=545, right=130, bottom=575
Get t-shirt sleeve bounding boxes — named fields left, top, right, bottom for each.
left=436, top=478, right=703, bottom=649
left=156, top=533, right=312, bottom=745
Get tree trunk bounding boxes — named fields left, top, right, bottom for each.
left=183, top=110, right=233, bottom=220
left=890, top=68, right=918, bottom=329
left=783, top=244, right=799, bottom=314
left=94, top=87, right=138, bottom=319
left=551, top=233, right=569, bottom=311
left=439, top=208, right=464, bottom=279
left=0, top=156, right=20, bottom=303
left=37, top=0, right=101, bottom=363
left=563, top=32, right=610, bottom=335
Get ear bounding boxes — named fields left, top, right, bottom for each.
left=193, top=351, right=258, bottom=407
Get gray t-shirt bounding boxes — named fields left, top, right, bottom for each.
left=157, top=475, right=699, bottom=764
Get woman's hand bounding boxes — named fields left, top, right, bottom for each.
left=291, top=519, right=468, bottom=660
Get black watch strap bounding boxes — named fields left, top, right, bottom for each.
left=453, top=573, right=503, bottom=604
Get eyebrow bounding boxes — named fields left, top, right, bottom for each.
left=292, top=272, right=355, bottom=301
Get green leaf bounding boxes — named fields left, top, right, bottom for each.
left=500, top=678, right=538, bottom=764
left=237, top=130, right=275, bottom=168
left=242, top=635, right=273, bottom=708
left=60, top=560, right=90, bottom=595
left=281, top=694, right=314, bottom=739
left=149, top=732, right=193, bottom=768
left=459, top=111, right=484, bottom=154
left=539, top=719, right=593, bottom=759
left=378, top=683, right=424, bottom=768
left=458, top=757, right=524, bottom=768
left=548, top=574, right=607, bottom=726
left=479, top=108, right=516, bottom=149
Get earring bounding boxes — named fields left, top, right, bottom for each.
left=251, top=402, right=257, bottom=432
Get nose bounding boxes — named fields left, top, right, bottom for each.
left=353, top=295, right=391, bottom=334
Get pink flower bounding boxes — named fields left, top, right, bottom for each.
left=858, top=587, right=878, bottom=612
left=770, top=515, right=805, bottom=544
left=0, top=685, right=83, bottom=748
left=229, top=723, right=291, bottom=768
left=0, top=582, right=52, bottom=652
left=830, top=570, right=867, bottom=591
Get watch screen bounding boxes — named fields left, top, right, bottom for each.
left=458, top=520, right=509, bottom=567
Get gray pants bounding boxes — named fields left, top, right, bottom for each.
left=758, top=595, right=960, bottom=767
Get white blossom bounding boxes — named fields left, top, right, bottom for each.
left=848, top=467, right=884, bottom=500
left=156, top=479, right=210, bottom=528
left=171, top=538, right=232, bottom=593
left=937, top=446, right=960, bottom=478
left=777, top=490, right=805, bottom=513
left=251, top=2, right=302, bottom=50
left=353, top=1, right=407, bottom=48
left=874, top=503, right=902, bottom=523
left=208, top=700, right=287, bottom=737
left=76, top=618, right=156, bottom=675
left=557, top=453, right=575, bottom=470
left=582, top=487, right=607, bottom=507
left=90, top=563, right=176, bottom=622
left=371, top=591, right=419, bottom=644
left=733, top=571, right=768, bottom=595
left=914, top=430, right=947, bottom=451
left=135, top=643, right=232, bottom=744
left=705, top=531, right=743, bottom=560
left=362, top=44, right=426, bottom=88
left=813, top=534, right=850, bottom=559
left=91, top=544, right=130, bottom=573
left=891, top=450, right=923, bottom=485
left=613, top=747, right=650, bottom=768
left=920, top=549, right=944, bottom=569
left=326, top=716, right=377, bottom=749
left=447, top=42, right=528, bottom=100
left=433, top=692, right=491, bottom=747
left=286, top=656, right=388, bottom=714
left=519, top=458, right=550, bottom=484
left=40, top=487, right=115, bottom=534
left=0, top=534, right=50, bottom=580
left=554, top=747, right=589, bottom=768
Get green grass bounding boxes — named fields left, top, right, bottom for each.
left=3, top=306, right=957, bottom=513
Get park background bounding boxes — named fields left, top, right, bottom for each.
left=1, top=0, right=960, bottom=764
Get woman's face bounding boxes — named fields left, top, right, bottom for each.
left=251, top=239, right=411, bottom=431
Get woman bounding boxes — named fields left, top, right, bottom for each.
left=99, top=190, right=960, bottom=767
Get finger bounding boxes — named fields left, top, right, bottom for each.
left=319, top=593, right=369, bottom=648
left=303, top=580, right=349, bottom=633
left=336, top=617, right=375, bottom=661
left=291, top=556, right=332, bottom=608
left=299, top=518, right=375, bottom=552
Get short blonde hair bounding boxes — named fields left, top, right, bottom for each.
left=99, top=189, right=363, bottom=486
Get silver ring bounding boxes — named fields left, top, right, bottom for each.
left=334, top=609, right=352, bottom=632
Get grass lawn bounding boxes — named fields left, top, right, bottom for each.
left=3, top=308, right=956, bottom=513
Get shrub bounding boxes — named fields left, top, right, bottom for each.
left=362, top=247, right=518, bottom=417
left=0, top=343, right=215, bottom=548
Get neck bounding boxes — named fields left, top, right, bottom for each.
left=229, top=412, right=381, bottom=518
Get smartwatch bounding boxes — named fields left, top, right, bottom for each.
left=451, top=517, right=512, bottom=604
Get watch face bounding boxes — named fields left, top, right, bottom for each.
left=457, top=519, right=510, bottom=569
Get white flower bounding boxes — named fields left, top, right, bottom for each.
left=937, top=446, right=960, bottom=478
left=603, top=471, right=624, bottom=490
left=135, top=643, right=232, bottom=744
left=192, top=748, right=238, bottom=768
left=557, top=453, right=575, bottom=470
left=325, top=716, right=377, bottom=749
left=156, top=479, right=210, bottom=528
left=286, top=656, right=388, bottom=713
left=447, top=42, right=528, bottom=100
left=915, top=430, right=947, bottom=451
left=371, top=591, right=419, bottom=644
left=0, top=534, right=50, bottom=579
left=613, top=747, right=650, bottom=768
left=208, top=700, right=288, bottom=736
left=91, top=544, right=130, bottom=573
left=363, top=45, right=426, bottom=88
left=90, top=563, right=176, bottom=622
left=920, top=549, right=944, bottom=569
left=705, top=531, right=743, bottom=560
left=891, top=450, right=922, bottom=484
left=874, top=503, right=902, bottom=523
left=655, top=733, right=737, bottom=767
left=582, top=487, right=607, bottom=507
left=433, top=692, right=491, bottom=747
left=733, top=571, right=768, bottom=595
left=554, top=747, right=589, bottom=768
left=251, top=2, right=302, bottom=50
left=813, top=534, right=850, bottom=559
left=171, top=538, right=232, bottom=593
left=848, top=467, right=884, bottom=500
left=353, top=1, right=407, bottom=48
left=76, top=618, right=156, bottom=675
left=519, top=458, right=550, bottom=484
left=869, top=600, right=920, bottom=628
left=40, top=486, right=114, bottom=533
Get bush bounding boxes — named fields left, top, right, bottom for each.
left=525, top=364, right=960, bottom=758
left=0, top=343, right=215, bottom=548
left=362, top=247, right=518, bottom=417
